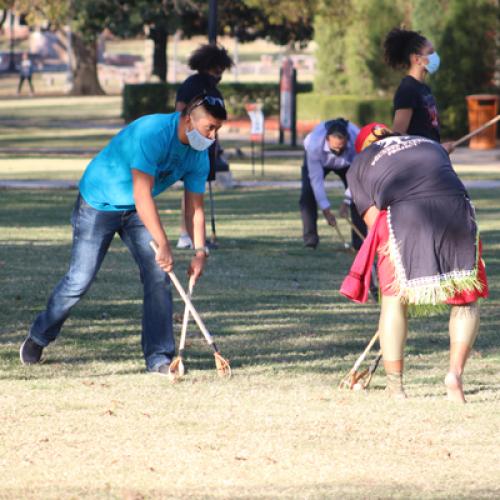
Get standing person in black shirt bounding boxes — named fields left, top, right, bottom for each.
left=175, top=44, right=234, bottom=249
left=383, top=28, right=454, bottom=153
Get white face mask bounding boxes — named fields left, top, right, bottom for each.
left=186, top=125, right=215, bottom=151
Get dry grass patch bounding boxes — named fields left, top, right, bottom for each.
left=0, top=187, right=499, bottom=498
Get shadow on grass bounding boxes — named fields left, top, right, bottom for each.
left=1, top=188, right=500, bottom=384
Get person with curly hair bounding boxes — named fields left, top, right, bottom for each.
left=175, top=44, right=234, bottom=249
left=383, top=28, right=454, bottom=153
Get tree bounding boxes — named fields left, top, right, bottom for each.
left=429, top=0, right=498, bottom=136
left=17, top=0, right=133, bottom=95
left=314, top=0, right=351, bottom=94
left=314, top=0, right=405, bottom=95
left=241, top=0, right=316, bottom=48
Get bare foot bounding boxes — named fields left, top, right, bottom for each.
left=445, top=372, right=466, bottom=403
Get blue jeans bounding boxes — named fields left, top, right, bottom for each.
left=29, top=194, right=174, bottom=370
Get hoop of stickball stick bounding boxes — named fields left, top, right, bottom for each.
left=150, top=242, right=231, bottom=381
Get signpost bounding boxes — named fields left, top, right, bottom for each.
left=245, top=103, right=265, bottom=176
left=279, top=57, right=297, bottom=146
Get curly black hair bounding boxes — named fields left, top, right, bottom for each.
left=383, top=28, right=428, bottom=69
left=188, top=44, right=234, bottom=73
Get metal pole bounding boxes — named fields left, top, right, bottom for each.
left=208, top=0, right=218, bottom=45
left=207, top=0, right=218, bottom=246
left=251, top=141, right=255, bottom=175
left=291, top=68, right=297, bottom=147
left=261, top=132, right=265, bottom=177
left=278, top=67, right=284, bottom=144
left=8, top=10, right=15, bottom=72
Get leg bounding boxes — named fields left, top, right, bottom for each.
left=17, top=76, right=25, bottom=94
left=299, top=158, right=319, bottom=248
left=28, top=76, right=34, bottom=95
left=378, top=294, right=408, bottom=398
left=120, top=211, right=175, bottom=371
left=29, top=196, right=117, bottom=347
left=350, top=203, right=367, bottom=250
left=177, top=193, right=193, bottom=249
left=446, top=302, right=480, bottom=403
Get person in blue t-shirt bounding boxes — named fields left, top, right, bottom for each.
left=20, top=95, right=227, bottom=374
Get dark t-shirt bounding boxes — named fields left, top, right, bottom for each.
left=393, top=76, right=440, bottom=142
left=346, top=135, right=466, bottom=216
left=175, top=73, right=223, bottom=105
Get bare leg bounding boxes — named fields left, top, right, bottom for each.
left=379, top=295, right=408, bottom=398
left=446, top=302, right=480, bottom=403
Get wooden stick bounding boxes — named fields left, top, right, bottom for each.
left=452, top=114, right=500, bottom=148
left=342, top=215, right=365, bottom=242
left=179, top=275, right=195, bottom=352
left=351, top=331, right=380, bottom=373
left=149, top=242, right=215, bottom=346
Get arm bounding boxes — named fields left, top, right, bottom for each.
left=392, top=108, right=413, bottom=135
left=132, top=169, right=173, bottom=272
left=306, top=150, right=337, bottom=226
left=362, top=205, right=380, bottom=230
left=184, top=190, right=207, bottom=281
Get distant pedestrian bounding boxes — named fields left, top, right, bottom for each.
left=17, top=52, right=35, bottom=96
left=384, top=28, right=453, bottom=153
left=175, top=44, right=233, bottom=249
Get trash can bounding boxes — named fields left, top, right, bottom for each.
left=465, top=94, right=499, bottom=149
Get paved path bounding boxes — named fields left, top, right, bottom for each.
left=2, top=179, right=500, bottom=191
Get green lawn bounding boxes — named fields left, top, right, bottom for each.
left=0, top=186, right=499, bottom=498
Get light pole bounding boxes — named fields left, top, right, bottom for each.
left=208, top=0, right=217, bottom=45
left=8, top=10, right=16, bottom=72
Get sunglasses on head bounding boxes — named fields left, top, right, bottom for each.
left=192, top=95, right=225, bottom=109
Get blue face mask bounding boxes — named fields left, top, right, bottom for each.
left=186, top=126, right=215, bottom=151
left=425, top=52, right=440, bottom=74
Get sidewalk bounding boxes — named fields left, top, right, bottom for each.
left=1, top=178, right=499, bottom=191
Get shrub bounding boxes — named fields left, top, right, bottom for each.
left=297, top=93, right=393, bottom=126
left=430, top=0, right=499, bottom=138
left=168, top=82, right=313, bottom=118
left=122, top=83, right=169, bottom=122
left=122, top=82, right=316, bottom=121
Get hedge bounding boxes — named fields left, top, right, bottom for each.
left=122, top=83, right=169, bottom=122
left=122, top=83, right=396, bottom=127
left=168, top=82, right=313, bottom=118
left=297, top=93, right=393, bottom=126
left=124, top=82, right=313, bottom=120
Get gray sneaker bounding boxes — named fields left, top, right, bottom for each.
left=20, top=337, right=44, bottom=365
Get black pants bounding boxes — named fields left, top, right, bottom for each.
left=299, top=158, right=366, bottom=249
left=18, top=75, right=34, bottom=94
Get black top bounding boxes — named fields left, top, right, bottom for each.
left=176, top=73, right=223, bottom=105
left=347, top=135, right=466, bottom=216
left=393, top=76, right=440, bottom=142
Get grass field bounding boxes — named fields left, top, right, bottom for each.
left=1, top=94, right=500, bottom=498
left=1, top=184, right=499, bottom=499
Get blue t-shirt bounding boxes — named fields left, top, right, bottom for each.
left=79, top=112, right=209, bottom=211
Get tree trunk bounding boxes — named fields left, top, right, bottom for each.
left=150, top=26, right=168, bottom=82
left=0, top=10, right=7, bottom=29
left=69, top=33, right=105, bottom=95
